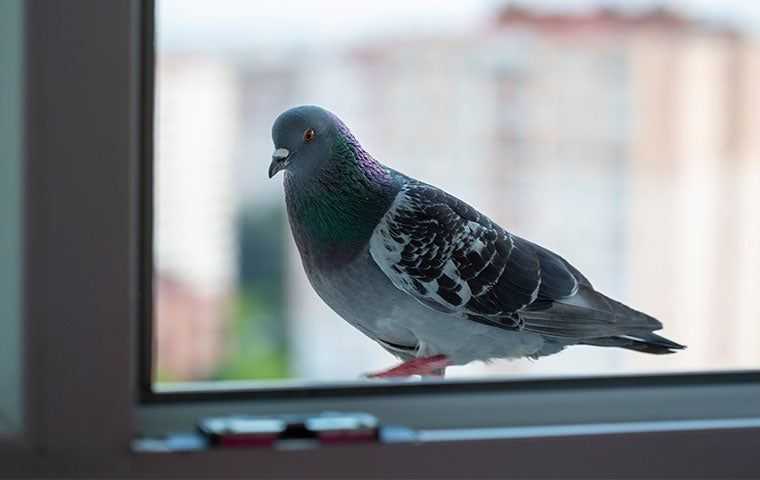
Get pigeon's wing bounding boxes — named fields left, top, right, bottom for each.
left=370, top=182, right=584, bottom=332
left=369, top=182, right=664, bottom=340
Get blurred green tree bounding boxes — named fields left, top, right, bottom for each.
left=213, top=205, right=290, bottom=380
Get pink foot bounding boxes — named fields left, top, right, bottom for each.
left=365, top=355, right=449, bottom=379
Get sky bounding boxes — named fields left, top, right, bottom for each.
left=159, top=0, right=760, bottom=51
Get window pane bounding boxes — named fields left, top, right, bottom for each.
left=0, top=0, right=23, bottom=429
left=154, top=0, right=760, bottom=385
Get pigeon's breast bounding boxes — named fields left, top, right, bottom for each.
left=303, top=246, right=423, bottom=350
left=302, top=246, right=548, bottom=365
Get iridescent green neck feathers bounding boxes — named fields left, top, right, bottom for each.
left=284, top=133, right=398, bottom=265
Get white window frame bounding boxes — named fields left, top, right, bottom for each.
left=3, top=0, right=760, bottom=476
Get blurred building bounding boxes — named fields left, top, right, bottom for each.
left=486, top=7, right=760, bottom=373
left=154, top=56, right=239, bottom=380
left=624, top=19, right=760, bottom=370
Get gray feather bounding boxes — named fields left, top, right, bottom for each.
left=521, top=286, right=663, bottom=340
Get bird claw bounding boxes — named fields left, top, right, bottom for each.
left=363, top=355, right=449, bottom=379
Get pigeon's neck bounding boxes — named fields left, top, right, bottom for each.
left=285, top=136, right=399, bottom=267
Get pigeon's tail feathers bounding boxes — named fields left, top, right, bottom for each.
left=521, top=286, right=686, bottom=353
left=636, top=331, right=686, bottom=350
left=581, top=332, right=686, bottom=355
left=521, top=286, right=663, bottom=339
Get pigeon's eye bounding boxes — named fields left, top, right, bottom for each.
left=304, top=128, right=316, bottom=143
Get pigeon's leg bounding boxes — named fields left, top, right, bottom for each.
left=365, top=355, right=449, bottom=379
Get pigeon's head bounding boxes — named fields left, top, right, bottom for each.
left=269, top=105, right=342, bottom=179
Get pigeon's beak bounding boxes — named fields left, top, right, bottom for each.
left=268, top=148, right=290, bottom=178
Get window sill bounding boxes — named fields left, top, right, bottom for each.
left=138, top=371, right=760, bottom=436
left=3, top=419, right=760, bottom=477
left=134, top=416, right=760, bottom=452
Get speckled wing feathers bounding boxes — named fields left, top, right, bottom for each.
left=369, top=182, right=581, bottom=333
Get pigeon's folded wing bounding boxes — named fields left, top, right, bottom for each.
left=369, top=182, right=587, bottom=333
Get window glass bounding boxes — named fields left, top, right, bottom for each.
left=154, top=0, right=760, bottom=385
left=0, top=0, right=23, bottom=428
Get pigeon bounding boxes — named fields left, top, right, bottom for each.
left=269, top=105, right=685, bottom=378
